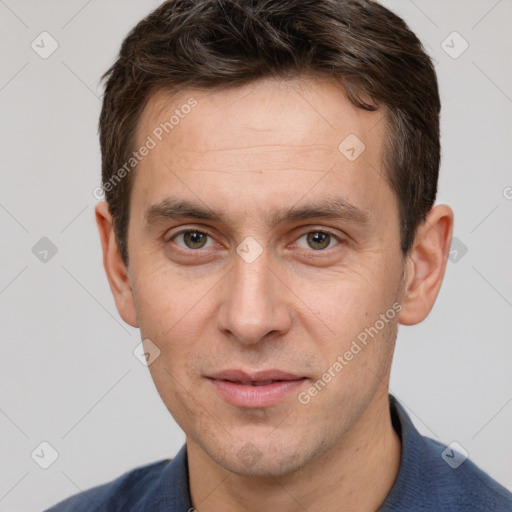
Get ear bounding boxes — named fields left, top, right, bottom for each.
left=398, top=204, right=454, bottom=326
left=95, top=202, right=139, bottom=328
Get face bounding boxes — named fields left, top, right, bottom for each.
left=124, top=77, right=407, bottom=477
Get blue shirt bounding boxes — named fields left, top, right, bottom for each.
left=45, top=394, right=512, bottom=511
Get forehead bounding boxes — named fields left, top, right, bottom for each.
left=138, top=77, right=384, bottom=158
left=131, top=77, right=391, bottom=224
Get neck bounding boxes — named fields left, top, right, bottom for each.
left=187, top=391, right=401, bottom=512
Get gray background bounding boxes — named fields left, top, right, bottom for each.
left=0, top=1, right=511, bottom=510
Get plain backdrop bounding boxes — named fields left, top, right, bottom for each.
left=0, top=1, right=511, bottom=510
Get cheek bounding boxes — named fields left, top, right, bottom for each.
left=146, top=357, right=205, bottom=434
left=300, top=267, right=392, bottom=336
left=296, top=266, right=401, bottom=387
left=133, top=280, right=213, bottom=397
left=131, top=262, right=207, bottom=339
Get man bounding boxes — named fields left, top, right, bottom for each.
left=47, top=0, right=512, bottom=510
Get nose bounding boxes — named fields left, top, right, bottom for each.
left=216, top=247, right=292, bottom=346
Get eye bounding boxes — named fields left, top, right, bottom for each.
left=170, top=230, right=216, bottom=250
left=167, top=228, right=343, bottom=254
left=295, top=231, right=341, bottom=251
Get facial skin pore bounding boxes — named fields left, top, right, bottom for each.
left=96, top=77, right=453, bottom=511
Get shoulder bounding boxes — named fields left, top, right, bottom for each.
left=44, top=459, right=171, bottom=512
left=419, top=435, right=512, bottom=511
left=383, top=395, right=512, bottom=512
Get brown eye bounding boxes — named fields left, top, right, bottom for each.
left=296, top=231, right=340, bottom=251
left=172, top=230, right=213, bottom=250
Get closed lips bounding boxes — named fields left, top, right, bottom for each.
left=220, top=379, right=296, bottom=386
left=207, top=369, right=306, bottom=383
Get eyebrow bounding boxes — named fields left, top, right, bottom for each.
left=144, top=196, right=371, bottom=229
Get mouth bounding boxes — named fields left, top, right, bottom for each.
left=221, top=379, right=284, bottom=386
left=206, top=369, right=307, bottom=408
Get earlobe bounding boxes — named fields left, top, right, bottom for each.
left=95, top=202, right=139, bottom=328
left=398, top=204, right=454, bottom=326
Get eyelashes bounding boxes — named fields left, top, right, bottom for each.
left=168, top=228, right=343, bottom=253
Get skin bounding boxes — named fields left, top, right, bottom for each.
left=96, top=77, right=453, bottom=512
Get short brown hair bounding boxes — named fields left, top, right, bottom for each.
left=99, top=0, right=440, bottom=265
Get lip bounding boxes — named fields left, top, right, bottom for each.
left=208, top=369, right=303, bottom=382
left=207, top=369, right=307, bottom=408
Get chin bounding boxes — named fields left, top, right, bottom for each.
left=208, top=436, right=316, bottom=478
